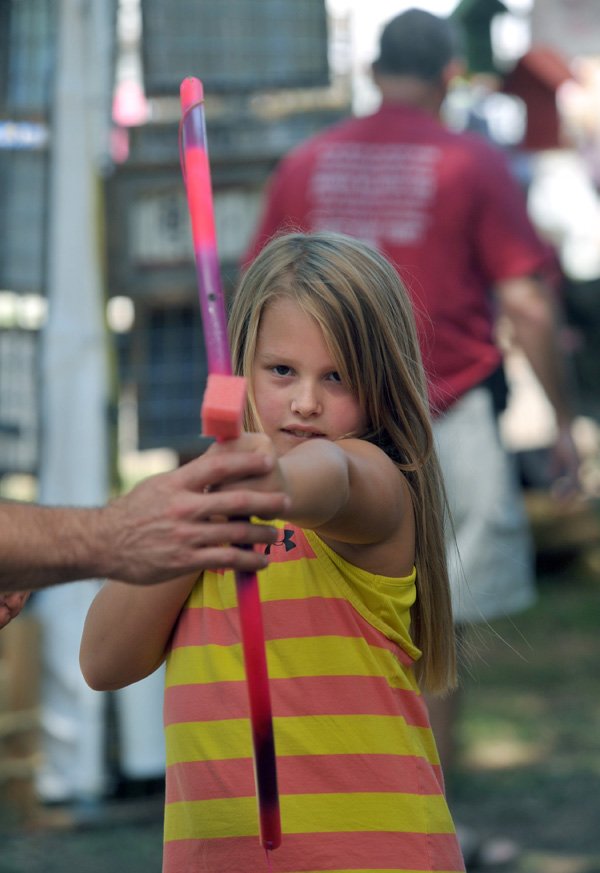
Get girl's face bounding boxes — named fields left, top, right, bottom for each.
left=252, top=296, right=366, bottom=456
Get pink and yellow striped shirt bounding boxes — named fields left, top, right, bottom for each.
left=163, top=521, right=464, bottom=873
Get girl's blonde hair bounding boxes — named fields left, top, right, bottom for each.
left=230, top=231, right=456, bottom=694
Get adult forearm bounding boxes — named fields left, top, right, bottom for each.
left=0, top=502, right=107, bottom=589
left=498, top=275, right=581, bottom=492
left=498, top=277, right=574, bottom=424
left=514, top=321, right=573, bottom=424
left=0, top=450, right=289, bottom=593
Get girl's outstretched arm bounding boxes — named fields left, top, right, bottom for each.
left=282, top=438, right=407, bottom=541
left=80, top=574, right=196, bottom=691
left=212, top=434, right=413, bottom=571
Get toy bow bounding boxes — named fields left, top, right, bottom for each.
left=179, top=76, right=281, bottom=852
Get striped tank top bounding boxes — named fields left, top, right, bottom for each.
left=163, top=521, right=464, bottom=873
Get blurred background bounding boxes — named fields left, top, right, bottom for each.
left=0, top=1, right=599, bottom=871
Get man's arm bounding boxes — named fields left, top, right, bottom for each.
left=0, top=449, right=288, bottom=610
left=497, top=274, right=580, bottom=492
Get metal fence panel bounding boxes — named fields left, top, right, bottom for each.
left=141, top=0, right=329, bottom=95
left=132, top=302, right=208, bottom=453
left=0, top=0, right=56, bottom=118
left=0, top=328, right=39, bottom=475
left=0, top=149, right=48, bottom=294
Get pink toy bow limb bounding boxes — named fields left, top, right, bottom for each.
left=179, top=76, right=281, bottom=853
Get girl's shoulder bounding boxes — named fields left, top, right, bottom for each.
left=338, top=437, right=408, bottom=495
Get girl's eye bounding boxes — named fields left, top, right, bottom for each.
left=327, top=371, right=342, bottom=383
left=272, top=365, right=292, bottom=376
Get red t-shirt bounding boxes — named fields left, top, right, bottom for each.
left=244, top=103, right=556, bottom=413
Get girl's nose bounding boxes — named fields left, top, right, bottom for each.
left=290, top=383, right=322, bottom=417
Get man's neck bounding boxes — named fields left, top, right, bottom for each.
left=375, top=74, right=445, bottom=117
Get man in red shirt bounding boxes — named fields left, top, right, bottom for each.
left=244, top=7, right=579, bottom=852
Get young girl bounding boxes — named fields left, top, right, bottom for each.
left=80, top=232, right=464, bottom=873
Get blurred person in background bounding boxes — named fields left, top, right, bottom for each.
left=243, top=7, right=580, bottom=864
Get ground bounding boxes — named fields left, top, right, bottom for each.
left=451, top=550, right=600, bottom=873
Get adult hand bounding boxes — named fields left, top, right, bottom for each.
left=0, top=591, right=30, bottom=629
left=205, top=433, right=288, bottom=497
left=99, top=449, right=290, bottom=585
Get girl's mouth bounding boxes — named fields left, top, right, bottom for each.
left=282, top=428, right=326, bottom=440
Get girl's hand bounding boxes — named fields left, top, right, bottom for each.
left=0, top=591, right=31, bottom=629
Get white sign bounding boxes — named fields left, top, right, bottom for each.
left=0, top=121, right=49, bottom=150
left=129, top=187, right=263, bottom=267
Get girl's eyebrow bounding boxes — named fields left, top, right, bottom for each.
left=256, top=349, right=295, bottom=362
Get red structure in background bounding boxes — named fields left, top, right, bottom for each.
left=502, top=46, right=575, bottom=151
